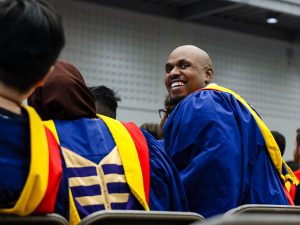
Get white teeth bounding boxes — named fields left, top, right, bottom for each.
left=171, top=81, right=184, bottom=89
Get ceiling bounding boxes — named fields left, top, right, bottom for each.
left=81, top=0, right=300, bottom=44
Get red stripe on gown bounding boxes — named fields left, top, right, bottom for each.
left=121, top=122, right=150, bottom=204
left=288, top=169, right=300, bottom=202
left=283, top=185, right=295, bottom=205
left=35, top=127, right=63, bottom=213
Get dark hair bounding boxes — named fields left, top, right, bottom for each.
left=271, top=130, right=286, bottom=156
left=0, top=0, right=65, bottom=93
left=285, top=160, right=300, bottom=172
left=159, top=94, right=182, bottom=135
left=296, top=128, right=300, bottom=147
left=140, top=123, right=163, bottom=140
left=89, top=85, right=121, bottom=119
left=164, top=94, right=180, bottom=117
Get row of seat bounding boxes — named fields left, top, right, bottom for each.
left=1, top=204, right=300, bottom=225
left=198, top=204, right=300, bottom=225
left=0, top=210, right=203, bottom=225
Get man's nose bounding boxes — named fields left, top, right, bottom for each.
left=168, top=66, right=180, bottom=77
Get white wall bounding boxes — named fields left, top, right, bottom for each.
left=48, top=0, right=300, bottom=160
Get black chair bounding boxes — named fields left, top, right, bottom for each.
left=223, top=204, right=300, bottom=216
left=78, top=210, right=205, bottom=225
left=0, top=213, right=68, bottom=225
left=191, top=213, right=300, bottom=225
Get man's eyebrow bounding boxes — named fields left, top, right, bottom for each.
left=166, top=58, right=190, bottom=65
left=165, top=62, right=172, bottom=67
left=177, top=59, right=190, bottom=64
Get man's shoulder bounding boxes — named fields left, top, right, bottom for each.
left=0, top=107, right=28, bottom=121
left=173, top=86, right=249, bottom=122
left=182, top=86, right=233, bottom=107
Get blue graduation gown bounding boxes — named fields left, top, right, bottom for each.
left=141, top=129, right=188, bottom=211
left=54, top=117, right=187, bottom=218
left=0, top=109, right=30, bottom=208
left=164, top=87, right=288, bottom=218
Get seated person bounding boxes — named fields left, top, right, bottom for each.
left=28, top=60, right=188, bottom=223
left=0, top=0, right=65, bottom=216
left=163, top=45, right=297, bottom=217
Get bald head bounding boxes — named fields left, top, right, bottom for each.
left=169, top=45, right=212, bottom=68
left=165, top=45, right=214, bottom=101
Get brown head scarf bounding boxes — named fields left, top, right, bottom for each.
left=28, top=60, right=96, bottom=120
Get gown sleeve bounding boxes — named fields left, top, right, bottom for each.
left=141, top=129, right=188, bottom=211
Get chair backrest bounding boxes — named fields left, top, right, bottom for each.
left=191, top=213, right=300, bottom=225
left=223, top=204, right=300, bottom=216
left=78, top=210, right=205, bottom=225
left=0, top=213, right=68, bottom=225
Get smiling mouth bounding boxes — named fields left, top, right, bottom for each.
left=170, top=81, right=185, bottom=90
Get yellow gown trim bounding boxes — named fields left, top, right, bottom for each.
left=43, top=120, right=81, bottom=225
left=205, top=84, right=298, bottom=186
left=99, top=115, right=149, bottom=210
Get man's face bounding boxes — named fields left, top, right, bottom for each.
left=164, top=47, right=211, bottom=101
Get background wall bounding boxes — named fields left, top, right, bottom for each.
left=48, top=0, right=300, bottom=160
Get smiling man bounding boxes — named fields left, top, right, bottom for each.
left=163, top=45, right=297, bottom=217
left=165, top=45, right=213, bottom=102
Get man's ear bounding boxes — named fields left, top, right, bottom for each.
left=205, top=67, right=213, bottom=84
left=36, top=65, right=54, bottom=87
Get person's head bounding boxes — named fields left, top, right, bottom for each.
left=164, top=45, right=213, bottom=102
left=271, top=131, right=286, bottom=156
left=140, top=123, right=163, bottom=140
left=293, top=128, right=300, bottom=163
left=0, top=0, right=65, bottom=98
left=28, top=60, right=96, bottom=120
left=89, top=85, right=121, bottom=119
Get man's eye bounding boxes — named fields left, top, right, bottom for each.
left=180, top=63, right=189, bottom=69
left=165, top=65, right=173, bottom=73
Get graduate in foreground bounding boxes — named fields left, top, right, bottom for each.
left=0, top=0, right=65, bottom=216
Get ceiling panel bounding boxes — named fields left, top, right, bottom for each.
left=80, top=0, right=300, bottom=44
